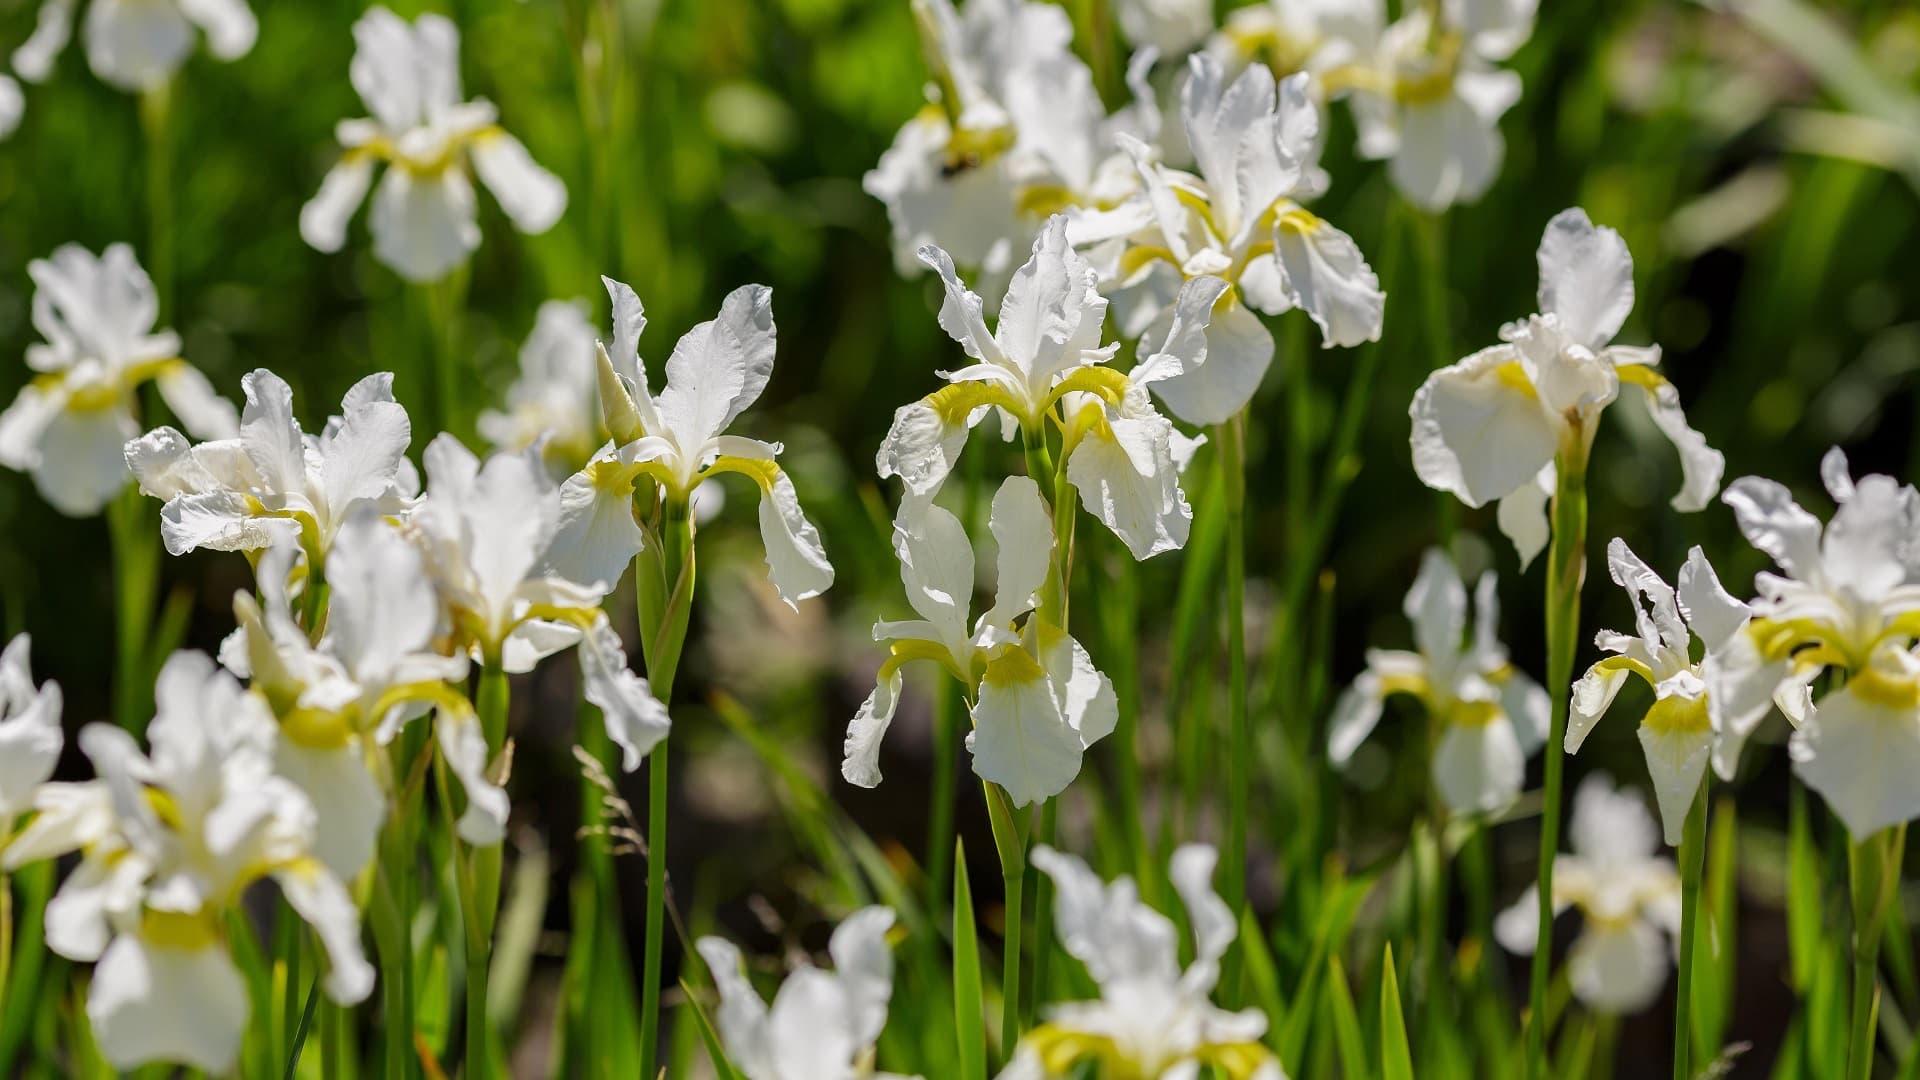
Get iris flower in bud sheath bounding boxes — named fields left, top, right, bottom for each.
left=10, top=0, right=255, bottom=93
left=546, top=276, right=833, bottom=609
left=410, top=436, right=670, bottom=774
left=1496, top=774, right=1681, bottom=1016
left=298, top=6, right=565, bottom=283
left=1075, top=53, right=1385, bottom=426
left=1410, top=208, right=1722, bottom=566
left=1566, top=540, right=1751, bottom=845
left=1714, top=450, right=1920, bottom=837
left=842, top=476, right=1115, bottom=807
left=1328, top=548, right=1549, bottom=815
left=0, top=634, right=63, bottom=825
left=0, top=244, right=236, bottom=517
left=999, top=845, right=1286, bottom=1080
left=0, top=652, right=372, bottom=1073
left=479, top=299, right=603, bottom=474
left=696, top=907, right=919, bottom=1080
left=1335, top=0, right=1533, bottom=210
left=125, top=368, right=416, bottom=586
left=219, top=515, right=470, bottom=872
left=879, top=216, right=1212, bottom=559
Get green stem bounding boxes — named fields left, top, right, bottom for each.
left=0, top=868, right=12, bottom=1022
left=984, top=782, right=1028, bottom=1061
left=1217, top=412, right=1250, bottom=1004
left=635, top=504, right=694, bottom=1080
left=139, top=81, right=174, bottom=322
left=460, top=662, right=509, bottom=1077
left=1527, top=442, right=1587, bottom=1077
left=1674, top=779, right=1709, bottom=1080
left=421, top=272, right=469, bottom=441
left=1849, top=825, right=1906, bottom=1080
left=1028, top=800, right=1057, bottom=1027
left=107, top=486, right=159, bottom=734
left=928, top=682, right=960, bottom=913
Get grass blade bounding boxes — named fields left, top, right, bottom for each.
left=1381, top=944, right=1414, bottom=1080
left=1326, top=952, right=1368, bottom=1078
left=954, top=839, right=987, bottom=1080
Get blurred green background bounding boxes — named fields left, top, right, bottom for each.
left=3, top=0, right=1919, bottom=1074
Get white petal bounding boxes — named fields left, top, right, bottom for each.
left=694, top=937, right=775, bottom=1075
left=369, top=166, right=480, bottom=284
left=179, top=0, right=255, bottom=58
left=1169, top=844, right=1236, bottom=987
left=0, top=384, right=61, bottom=471
left=1432, top=720, right=1525, bottom=814
left=916, top=242, right=1005, bottom=367
left=1409, top=344, right=1558, bottom=508
left=321, top=374, right=412, bottom=522
left=970, top=651, right=1086, bottom=807
left=1065, top=407, right=1190, bottom=560
left=1326, top=676, right=1385, bottom=767
left=89, top=934, right=249, bottom=1073
left=1146, top=293, right=1273, bottom=426
left=1568, top=773, right=1662, bottom=863
left=1536, top=207, right=1634, bottom=352
left=11, top=0, right=74, bottom=83
left=876, top=398, right=975, bottom=498
left=1131, top=275, right=1231, bottom=387
left=1495, top=464, right=1553, bottom=569
left=1721, top=476, right=1823, bottom=581
left=437, top=708, right=507, bottom=846
left=1503, top=670, right=1552, bottom=754
left=300, top=157, right=377, bottom=254
left=32, top=404, right=137, bottom=516
left=766, top=967, right=861, bottom=1077
left=1274, top=216, right=1385, bottom=349
left=1405, top=549, right=1468, bottom=662
left=1634, top=379, right=1723, bottom=512
left=577, top=614, right=671, bottom=772
left=470, top=130, right=567, bottom=234
left=1029, top=844, right=1180, bottom=986
left=154, top=365, right=238, bottom=441
left=325, top=511, right=444, bottom=684
left=276, top=860, right=376, bottom=1004
left=841, top=664, right=904, bottom=789
left=158, top=491, right=276, bottom=554
left=1638, top=720, right=1712, bottom=847
left=1567, top=921, right=1670, bottom=1015
left=1388, top=90, right=1506, bottom=212
left=1045, top=628, right=1118, bottom=748
left=1567, top=662, right=1630, bottom=754
left=274, top=739, right=383, bottom=882
left=891, top=496, right=975, bottom=648
left=1790, top=680, right=1920, bottom=838
left=0, top=77, right=22, bottom=139
left=827, top=906, right=897, bottom=1048
left=1606, top=537, right=1688, bottom=656
left=656, top=285, right=778, bottom=449
left=982, top=474, right=1053, bottom=626
left=1493, top=884, right=1543, bottom=955
left=82, top=0, right=194, bottom=91
left=753, top=465, right=834, bottom=609
left=993, top=217, right=1108, bottom=390
left=1676, top=547, right=1748, bottom=654
left=1702, top=628, right=1786, bottom=780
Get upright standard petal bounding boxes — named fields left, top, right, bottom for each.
left=1536, top=207, right=1634, bottom=352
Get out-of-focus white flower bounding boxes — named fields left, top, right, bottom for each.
left=1116, top=0, right=1212, bottom=56
left=220, top=516, right=469, bottom=871
left=0, top=244, right=236, bottom=517
left=548, top=277, right=833, bottom=610
left=1341, top=0, right=1533, bottom=210
left=1567, top=540, right=1750, bottom=844
left=125, top=368, right=416, bottom=581
left=0, top=634, right=63, bottom=824
left=1411, top=208, right=1721, bottom=567
left=842, top=476, right=1115, bottom=807
left=0, top=75, right=23, bottom=139
left=877, top=217, right=1212, bottom=559
left=1210, top=0, right=1380, bottom=81
left=0, top=652, right=372, bottom=1073
left=478, top=299, right=601, bottom=473
left=299, top=6, right=566, bottom=283
left=1496, top=774, right=1681, bottom=1015
left=11, top=0, right=256, bottom=93
left=411, top=435, right=670, bottom=776
left=999, top=845, right=1286, bottom=1080
left=1714, top=450, right=1920, bottom=837
left=696, top=906, right=918, bottom=1080
left=1328, top=548, right=1548, bottom=814
left=1080, top=53, right=1384, bottom=426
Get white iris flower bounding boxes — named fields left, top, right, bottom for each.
left=999, top=845, right=1286, bottom=1080
left=1496, top=774, right=1682, bottom=1016
left=1079, top=52, right=1385, bottom=426
left=0, top=244, right=236, bottom=517
left=1410, top=208, right=1722, bottom=566
left=299, top=6, right=566, bottom=283
left=125, top=368, right=417, bottom=582
left=547, top=276, right=833, bottom=610
left=0, top=634, right=63, bottom=826
left=842, top=476, right=1116, bottom=807
left=878, top=216, right=1211, bottom=559
left=0, top=652, right=372, bottom=1073
left=696, top=907, right=917, bottom=1080
left=1566, top=540, right=1750, bottom=845
left=1715, top=450, right=1920, bottom=837
left=1328, top=548, right=1549, bottom=815
left=478, top=299, right=602, bottom=473
left=10, top=0, right=255, bottom=93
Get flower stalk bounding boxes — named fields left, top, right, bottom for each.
left=1674, top=778, right=1709, bottom=1080
left=1218, top=411, right=1250, bottom=1004
left=460, top=660, right=510, bottom=1077
left=985, top=779, right=1028, bottom=1060
left=1848, top=824, right=1906, bottom=1080
left=107, top=486, right=159, bottom=735
left=1528, top=438, right=1587, bottom=1075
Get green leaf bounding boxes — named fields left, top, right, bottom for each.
left=1694, top=795, right=1739, bottom=1060
left=1240, top=906, right=1289, bottom=1047
left=1380, top=945, right=1414, bottom=1080
left=1788, top=786, right=1821, bottom=993
left=1326, top=953, right=1368, bottom=1079
left=954, top=839, right=987, bottom=1080
left=680, top=978, right=741, bottom=1080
